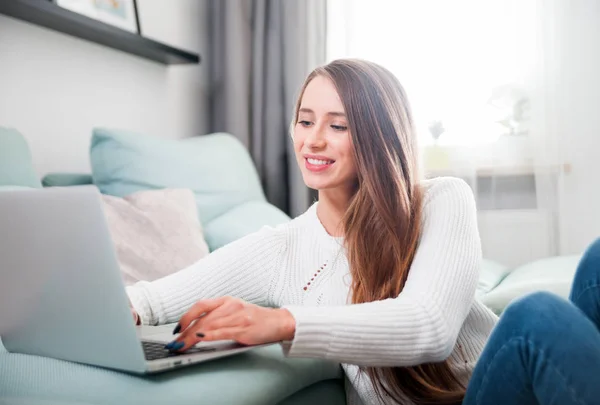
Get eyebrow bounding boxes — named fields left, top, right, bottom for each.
left=299, top=108, right=346, bottom=118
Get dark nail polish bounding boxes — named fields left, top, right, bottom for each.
left=196, top=332, right=205, bottom=338
left=164, top=341, right=175, bottom=350
left=169, top=342, right=184, bottom=351
left=172, top=323, right=181, bottom=335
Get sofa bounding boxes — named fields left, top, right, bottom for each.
left=0, top=127, right=345, bottom=405
left=0, top=126, right=580, bottom=404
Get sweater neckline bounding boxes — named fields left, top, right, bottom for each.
left=309, top=202, right=345, bottom=246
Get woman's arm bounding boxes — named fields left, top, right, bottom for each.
left=282, top=178, right=481, bottom=367
left=127, top=225, right=287, bottom=325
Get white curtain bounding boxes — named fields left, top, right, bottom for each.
left=327, top=0, right=563, bottom=266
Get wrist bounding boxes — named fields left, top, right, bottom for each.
left=278, top=308, right=296, bottom=341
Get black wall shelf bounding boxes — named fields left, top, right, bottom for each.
left=0, top=0, right=201, bottom=65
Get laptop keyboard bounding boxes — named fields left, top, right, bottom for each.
left=141, top=341, right=217, bottom=361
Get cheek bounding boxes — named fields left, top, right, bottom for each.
left=338, top=136, right=357, bottom=175
left=337, top=135, right=354, bottom=162
left=293, top=126, right=307, bottom=146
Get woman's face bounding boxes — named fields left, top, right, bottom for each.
left=293, top=75, right=357, bottom=192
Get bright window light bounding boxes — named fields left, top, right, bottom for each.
left=327, top=0, right=538, bottom=146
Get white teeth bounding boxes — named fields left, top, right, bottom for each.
left=307, top=158, right=333, bottom=165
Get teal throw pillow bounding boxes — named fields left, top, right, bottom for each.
left=90, top=128, right=268, bottom=225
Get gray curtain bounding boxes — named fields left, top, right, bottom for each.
left=207, top=0, right=327, bottom=217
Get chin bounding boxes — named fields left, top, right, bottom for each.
left=302, top=176, right=330, bottom=191
left=299, top=163, right=355, bottom=191
left=302, top=177, right=341, bottom=191
left=303, top=181, right=327, bottom=191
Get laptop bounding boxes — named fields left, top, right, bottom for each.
left=0, top=186, right=271, bottom=374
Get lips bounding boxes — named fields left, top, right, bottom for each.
left=304, top=155, right=335, bottom=172
left=306, top=157, right=334, bottom=165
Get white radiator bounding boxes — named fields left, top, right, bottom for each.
left=477, top=209, right=556, bottom=268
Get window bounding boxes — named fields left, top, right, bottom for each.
left=327, top=0, right=538, bottom=147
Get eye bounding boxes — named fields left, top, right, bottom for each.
left=298, top=120, right=313, bottom=127
left=331, top=125, right=347, bottom=131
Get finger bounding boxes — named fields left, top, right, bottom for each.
left=175, top=327, right=244, bottom=352
left=191, top=301, right=251, bottom=333
left=203, top=311, right=250, bottom=332
left=176, top=297, right=228, bottom=333
left=176, top=308, right=238, bottom=345
left=199, top=327, right=245, bottom=343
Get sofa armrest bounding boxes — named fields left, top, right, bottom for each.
left=0, top=127, right=42, bottom=188
left=42, top=173, right=94, bottom=187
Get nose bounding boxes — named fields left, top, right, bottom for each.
left=306, top=124, right=326, bottom=150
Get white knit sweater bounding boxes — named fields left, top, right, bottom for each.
left=127, top=177, right=498, bottom=405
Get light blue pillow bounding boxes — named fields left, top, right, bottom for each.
left=90, top=128, right=267, bottom=225
left=203, top=201, right=290, bottom=251
left=481, top=255, right=580, bottom=314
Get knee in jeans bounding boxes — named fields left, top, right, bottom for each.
left=503, top=291, right=567, bottom=327
left=589, top=237, right=600, bottom=251
left=581, top=237, right=600, bottom=266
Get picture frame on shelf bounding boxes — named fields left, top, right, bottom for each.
left=53, top=0, right=140, bottom=34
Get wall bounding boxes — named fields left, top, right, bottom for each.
left=0, top=0, right=209, bottom=177
left=556, top=0, right=600, bottom=254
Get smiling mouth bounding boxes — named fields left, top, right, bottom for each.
left=304, top=157, right=335, bottom=173
left=306, top=157, right=335, bottom=165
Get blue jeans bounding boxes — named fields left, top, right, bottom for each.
left=463, top=238, right=600, bottom=405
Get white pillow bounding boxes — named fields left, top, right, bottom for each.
left=101, top=188, right=209, bottom=285
left=476, top=259, right=510, bottom=298
left=481, top=255, right=580, bottom=314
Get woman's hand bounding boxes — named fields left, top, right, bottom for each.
left=165, top=296, right=296, bottom=352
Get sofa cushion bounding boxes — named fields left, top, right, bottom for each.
left=0, top=186, right=33, bottom=191
left=90, top=128, right=267, bottom=225
left=0, top=343, right=343, bottom=405
left=481, top=255, right=580, bottom=314
left=0, top=127, right=42, bottom=188
left=203, top=201, right=290, bottom=251
left=102, top=189, right=210, bottom=285
left=278, top=380, right=345, bottom=405
left=42, top=173, right=94, bottom=187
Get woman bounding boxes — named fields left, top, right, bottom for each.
left=128, top=59, right=599, bottom=405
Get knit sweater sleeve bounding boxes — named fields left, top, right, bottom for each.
left=126, top=225, right=286, bottom=325
left=282, top=178, right=481, bottom=367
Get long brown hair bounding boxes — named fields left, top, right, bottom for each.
left=293, top=59, right=465, bottom=404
